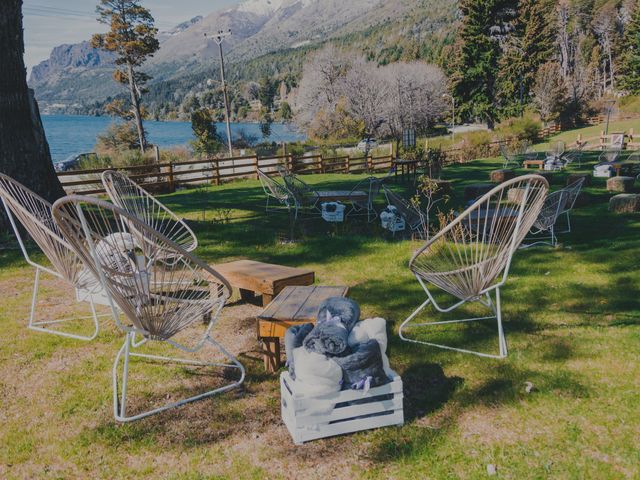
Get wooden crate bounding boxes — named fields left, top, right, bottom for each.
left=280, top=370, right=404, bottom=445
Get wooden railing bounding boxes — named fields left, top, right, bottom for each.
left=56, top=153, right=394, bottom=195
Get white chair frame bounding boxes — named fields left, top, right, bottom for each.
left=52, top=195, right=245, bottom=422
left=521, top=190, right=568, bottom=248
left=398, top=175, right=548, bottom=358
left=0, top=174, right=109, bottom=340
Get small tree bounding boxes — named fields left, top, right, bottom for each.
left=532, top=62, right=567, bottom=125
left=190, top=109, right=222, bottom=155
left=92, top=0, right=159, bottom=154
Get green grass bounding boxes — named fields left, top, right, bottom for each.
left=1, top=158, right=639, bottom=479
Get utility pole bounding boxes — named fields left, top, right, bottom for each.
left=442, top=93, right=455, bottom=141
left=206, top=30, right=233, bottom=157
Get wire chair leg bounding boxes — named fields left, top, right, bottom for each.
left=399, top=292, right=508, bottom=359
left=112, top=331, right=245, bottom=422
left=27, top=267, right=100, bottom=341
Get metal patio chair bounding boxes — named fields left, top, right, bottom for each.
left=557, top=177, right=585, bottom=234
left=0, top=173, right=108, bottom=340
left=500, top=140, right=529, bottom=169
left=257, top=168, right=299, bottom=218
left=346, top=169, right=395, bottom=222
left=521, top=190, right=568, bottom=248
left=399, top=174, right=548, bottom=358
left=101, top=170, right=198, bottom=258
left=381, top=184, right=428, bottom=239
left=52, top=195, right=245, bottom=422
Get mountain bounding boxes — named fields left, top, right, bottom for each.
left=29, top=0, right=457, bottom=114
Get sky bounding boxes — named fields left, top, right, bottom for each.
left=23, top=1, right=241, bottom=70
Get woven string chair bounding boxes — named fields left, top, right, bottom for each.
left=557, top=177, right=585, bottom=234
left=257, top=168, right=298, bottom=218
left=52, top=195, right=245, bottom=422
left=521, top=190, right=568, bottom=248
left=500, top=140, right=529, bottom=169
left=0, top=173, right=108, bottom=340
left=101, top=170, right=198, bottom=258
left=382, top=184, right=427, bottom=239
left=399, top=174, right=548, bottom=358
left=346, top=176, right=384, bottom=222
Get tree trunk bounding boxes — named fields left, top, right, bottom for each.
left=0, top=0, right=64, bottom=229
left=127, top=62, right=146, bottom=154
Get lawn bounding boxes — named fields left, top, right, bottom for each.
left=1, top=155, right=639, bottom=479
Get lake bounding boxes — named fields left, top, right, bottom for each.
left=41, top=114, right=307, bottom=163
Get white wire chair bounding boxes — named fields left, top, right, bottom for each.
left=101, top=170, right=198, bottom=257
left=0, top=173, right=109, bottom=340
left=557, top=177, right=585, bottom=234
left=399, top=174, right=548, bottom=358
left=346, top=175, right=386, bottom=222
left=521, top=190, right=568, bottom=248
left=52, top=195, right=245, bottom=422
left=382, top=184, right=428, bottom=239
left=257, top=168, right=299, bottom=219
left=500, top=140, right=529, bottom=168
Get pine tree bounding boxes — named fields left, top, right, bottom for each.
left=92, top=0, right=159, bottom=153
left=450, top=0, right=516, bottom=129
left=620, top=1, right=640, bottom=94
left=497, top=0, right=555, bottom=117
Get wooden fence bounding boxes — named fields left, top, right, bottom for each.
left=56, top=153, right=394, bottom=195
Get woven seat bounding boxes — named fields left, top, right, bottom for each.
left=399, top=174, right=548, bottom=358
left=0, top=173, right=109, bottom=340
left=52, top=195, right=244, bottom=421
left=101, top=170, right=198, bottom=257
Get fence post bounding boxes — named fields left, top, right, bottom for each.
left=154, top=145, right=160, bottom=164
left=320, top=155, right=325, bottom=173
left=167, top=162, right=175, bottom=192
left=345, top=156, right=350, bottom=174
left=254, top=155, right=259, bottom=179
left=367, top=155, right=373, bottom=172
left=214, top=158, right=221, bottom=185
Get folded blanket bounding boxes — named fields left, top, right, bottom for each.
left=317, top=297, right=360, bottom=330
left=348, top=317, right=393, bottom=376
left=303, top=297, right=360, bottom=355
left=333, top=339, right=390, bottom=391
left=291, top=347, right=343, bottom=414
left=284, top=323, right=314, bottom=380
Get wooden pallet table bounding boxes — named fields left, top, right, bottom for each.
left=523, top=159, right=544, bottom=169
left=213, top=260, right=314, bottom=306
left=257, top=285, right=349, bottom=372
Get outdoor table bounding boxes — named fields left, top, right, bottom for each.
left=523, top=159, right=544, bottom=169
left=393, top=159, right=420, bottom=182
left=315, top=190, right=367, bottom=203
left=212, top=259, right=314, bottom=306
left=257, top=285, right=349, bottom=372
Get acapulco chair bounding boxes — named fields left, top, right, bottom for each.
left=101, top=170, right=198, bottom=260
left=0, top=173, right=109, bottom=340
left=399, top=174, right=548, bottom=358
left=52, top=195, right=245, bottom=422
left=521, top=190, right=568, bottom=248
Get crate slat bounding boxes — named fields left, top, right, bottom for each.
left=280, top=370, right=404, bottom=444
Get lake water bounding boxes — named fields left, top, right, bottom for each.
left=41, top=114, right=306, bottom=163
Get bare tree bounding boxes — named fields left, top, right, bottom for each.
left=533, top=62, right=567, bottom=125
left=593, top=5, right=617, bottom=91
left=294, top=45, right=352, bottom=130
left=378, top=62, right=447, bottom=146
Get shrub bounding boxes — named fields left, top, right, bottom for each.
left=498, top=114, right=542, bottom=143
left=456, top=131, right=496, bottom=163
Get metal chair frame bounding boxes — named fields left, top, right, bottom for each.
left=521, top=190, right=568, bottom=248
left=0, top=174, right=109, bottom=340
left=398, top=175, right=548, bottom=358
left=52, top=195, right=245, bottom=422
left=382, top=185, right=428, bottom=239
